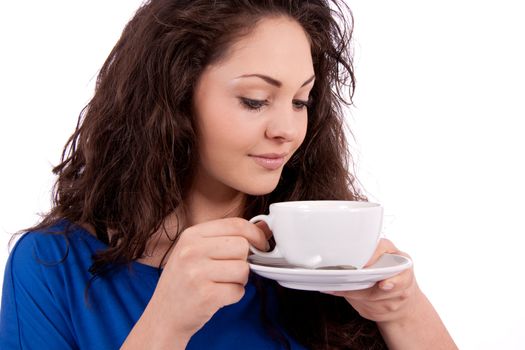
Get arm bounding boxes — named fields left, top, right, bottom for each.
left=327, top=239, right=457, bottom=349
left=377, top=287, right=456, bottom=350
left=120, top=289, right=191, bottom=350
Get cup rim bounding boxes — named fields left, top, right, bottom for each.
left=269, top=200, right=381, bottom=211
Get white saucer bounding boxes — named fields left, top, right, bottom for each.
left=248, top=253, right=412, bottom=291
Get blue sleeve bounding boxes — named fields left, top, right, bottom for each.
left=0, top=233, right=77, bottom=349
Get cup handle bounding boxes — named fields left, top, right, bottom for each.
left=249, top=214, right=283, bottom=259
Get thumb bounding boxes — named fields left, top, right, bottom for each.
left=364, top=238, right=399, bottom=267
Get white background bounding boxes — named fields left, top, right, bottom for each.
left=1, top=1, right=523, bottom=349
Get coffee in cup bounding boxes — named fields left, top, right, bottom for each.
left=249, top=200, right=383, bottom=269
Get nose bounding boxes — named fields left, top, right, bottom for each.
left=265, top=105, right=305, bottom=142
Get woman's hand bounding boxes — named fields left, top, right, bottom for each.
left=122, top=217, right=268, bottom=349
left=327, top=238, right=418, bottom=323
left=326, top=238, right=458, bottom=349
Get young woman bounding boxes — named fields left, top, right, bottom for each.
left=0, top=1, right=456, bottom=349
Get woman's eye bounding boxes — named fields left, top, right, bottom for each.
left=238, top=97, right=312, bottom=112
left=239, top=97, right=268, bottom=112
left=292, top=99, right=312, bottom=110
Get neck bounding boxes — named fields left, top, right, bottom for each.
left=184, top=184, right=246, bottom=227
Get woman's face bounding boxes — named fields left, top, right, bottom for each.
left=192, top=16, right=315, bottom=197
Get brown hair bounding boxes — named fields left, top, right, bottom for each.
left=28, top=0, right=385, bottom=348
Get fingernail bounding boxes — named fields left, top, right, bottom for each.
left=265, top=241, right=270, bottom=251
left=380, top=282, right=394, bottom=290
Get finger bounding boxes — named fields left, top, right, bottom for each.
left=330, top=286, right=374, bottom=301
left=326, top=266, right=414, bottom=301
left=364, top=238, right=399, bottom=267
left=377, top=268, right=414, bottom=292
left=213, top=282, right=246, bottom=307
left=326, top=270, right=409, bottom=300
left=205, top=236, right=250, bottom=260
left=207, top=260, right=251, bottom=285
left=187, top=218, right=268, bottom=251
left=324, top=287, right=389, bottom=301
left=362, top=281, right=412, bottom=302
left=254, top=220, right=272, bottom=240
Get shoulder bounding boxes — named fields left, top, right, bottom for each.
left=7, top=221, right=102, bottom=279
left=11, top=228, right=67, bottom=264
left=2, top=221, right=101, bottom=314
left=0, top=221, right=92, bottom=349
left=11, top=222, right=86, bottom=261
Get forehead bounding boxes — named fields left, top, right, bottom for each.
left=206, top=16, right=314, bottom=83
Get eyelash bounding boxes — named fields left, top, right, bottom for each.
left=239, top=97, right=312, bottom=112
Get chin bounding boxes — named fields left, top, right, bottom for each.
left=239, top=179, right=280, bottom=196
left=243, top=185, right=278, bottom=196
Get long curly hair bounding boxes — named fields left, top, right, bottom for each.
left=28, top=0, right=386, bottom=348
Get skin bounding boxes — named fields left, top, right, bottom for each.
left=121, top=16, right=457, bottom=350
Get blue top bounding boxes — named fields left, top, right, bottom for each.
left=0, top=222, right=306, bottom=349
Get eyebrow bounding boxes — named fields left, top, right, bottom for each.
left=235, top=73, right=316, bottom=88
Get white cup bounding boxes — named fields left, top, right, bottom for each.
left=249, top=200, right=383, bottom=269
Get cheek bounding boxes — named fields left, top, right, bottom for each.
left=198, top=107, right=257, bottom=159
left=199, top=101, right=237, bottom=144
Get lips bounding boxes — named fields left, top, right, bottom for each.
left=249, top=153, right=288, bottom=170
